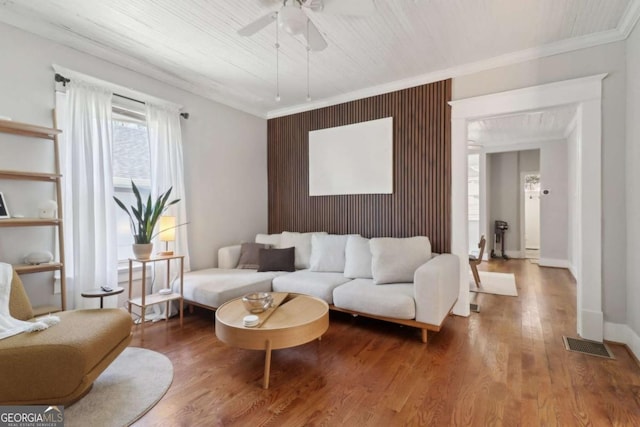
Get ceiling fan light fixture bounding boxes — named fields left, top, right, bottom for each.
left=278, top=2, right=308, bottom=35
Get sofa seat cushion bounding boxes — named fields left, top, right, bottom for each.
left=272, top=270, right=350, bottom=304
left=333, top=279, right=416, bottom=320
left=181, top=268, right=284, bottom=308
left=0, top=308, right=132, bottom=403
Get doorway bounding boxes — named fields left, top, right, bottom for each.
left=450, top=73, right=606, bottom=342
left=523, top=173, right=540, bottom=260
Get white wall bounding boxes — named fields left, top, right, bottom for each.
left=539, top=141, right=568, bottom=262
left=0, top=22, right=268, bottom=306
left=453, top=41, right=627, bottom=324
left=485, top=149, right=540, bottom=257
left=626, top=22, right=640, bottom=341
left=487, top=152, right=519, bottom=256
left=519, top=149, right=540, bottom=173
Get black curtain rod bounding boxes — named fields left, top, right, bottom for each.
left=55, top=73, right=189, bottom=119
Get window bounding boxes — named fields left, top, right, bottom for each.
left=112, top=107, right=150, bottom=261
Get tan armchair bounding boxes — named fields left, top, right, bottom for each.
left=0, top=269, right=132, bottom=406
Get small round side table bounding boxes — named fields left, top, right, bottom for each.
left=81, top=287, right=124, bottom=308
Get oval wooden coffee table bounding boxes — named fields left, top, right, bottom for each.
left=215, top=292, right=329, bottom=389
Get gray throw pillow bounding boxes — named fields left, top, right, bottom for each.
left=237, top=242, right=270, bottom=269
left=258, top=247, right=295, bottom=272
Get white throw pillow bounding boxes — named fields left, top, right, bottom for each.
left=255, top=233, right=281, bottom=247
left=309, top=234, right=349, bottom=272
left=343, top=235, right=373, bottom=279
left=370, top=236, right=431, bottom=284
left=280, top=231, right=327, bottom=269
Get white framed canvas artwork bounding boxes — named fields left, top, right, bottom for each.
left=308, top=117, right=393, bottom=196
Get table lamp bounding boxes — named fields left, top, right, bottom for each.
left=158, top=215, right=176, bottom=255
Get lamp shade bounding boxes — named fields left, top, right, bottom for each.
left=158, top=216, right=176, bottom=242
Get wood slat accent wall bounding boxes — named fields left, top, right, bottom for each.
left=267, top=80, right=451, bottom=252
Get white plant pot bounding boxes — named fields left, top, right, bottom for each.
left=132, top=243, right=153, bottom=260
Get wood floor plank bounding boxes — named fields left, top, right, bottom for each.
left=129, top=260, right=640, bottom=426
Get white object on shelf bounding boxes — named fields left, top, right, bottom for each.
left=24, top=251, right=54, bottom=265
left=38, top=200, right=58, bottom=219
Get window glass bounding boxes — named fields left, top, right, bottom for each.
left=112, top=112, right=150, bottom=261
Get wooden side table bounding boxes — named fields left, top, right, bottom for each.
left=127, top=254, right=184, bottom=339
left=81, top=286, right=124, bottom=308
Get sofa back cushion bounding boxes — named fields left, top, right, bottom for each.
left=255, top=233, right=281, bottom=247
left=370, top=236, right=431, bottom=284
left=279, top=231, right=327, bottom=269
left=343, top=235, right=373, bottom=279
left=309, top=234, right=349, bottom=272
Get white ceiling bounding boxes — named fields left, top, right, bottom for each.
left=0, top=0, right=639, bottom=118
left=468, top=105, right=578, bottom=147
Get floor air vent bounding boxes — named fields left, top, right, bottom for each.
left=562, top=336, right=615, bottom=359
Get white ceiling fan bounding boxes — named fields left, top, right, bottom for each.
left=238, top=0, right=376, bottom=51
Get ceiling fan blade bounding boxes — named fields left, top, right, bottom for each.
left=321, top=0, right=376, bottom=16
left=304, top=19, right=328, bottom=51
left=238, top=12, right=277, bottom=36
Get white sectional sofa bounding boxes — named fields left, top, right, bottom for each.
left=180, top=232, right=459, bottom=342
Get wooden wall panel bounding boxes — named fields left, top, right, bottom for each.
left=267, top=79, right=451, bottom=253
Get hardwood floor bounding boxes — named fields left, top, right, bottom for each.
left=131, top=260, right=640, bottom=426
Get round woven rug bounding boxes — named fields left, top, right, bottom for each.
left=65, top=347, right=173, bottom=427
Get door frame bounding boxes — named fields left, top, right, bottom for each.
left=449, top=73, right=606, bottom=341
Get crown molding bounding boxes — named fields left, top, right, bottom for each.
left=619, top=0, right=640, bottom=38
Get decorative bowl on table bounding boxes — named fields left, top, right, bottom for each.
left=242, top=292, right=273, bottom=314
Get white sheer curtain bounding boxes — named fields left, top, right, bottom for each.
left=62, top=82, right=118, bottom=309
left=146, top=103, right=190, bottom=317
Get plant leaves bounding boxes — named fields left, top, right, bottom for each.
left=114, top=181, right=183, bottom=245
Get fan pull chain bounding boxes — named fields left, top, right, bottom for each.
left=275, top=12, right=281, bottom=102
left=306, top=19, right=311, bottom=102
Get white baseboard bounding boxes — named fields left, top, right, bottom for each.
left=568, top=264, right=577, bottom=280
left=538, top=258, right=571, bottom=268
left=604, top=322, right=640, bottom=361
left=579, top=309, right=604, bottom=341
left=490, top=250, right=523, bottom=259
left=506, top=250, right=524, bottom=259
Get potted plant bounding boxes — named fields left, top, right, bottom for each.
left=113, top=180, right=180, bottom=259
